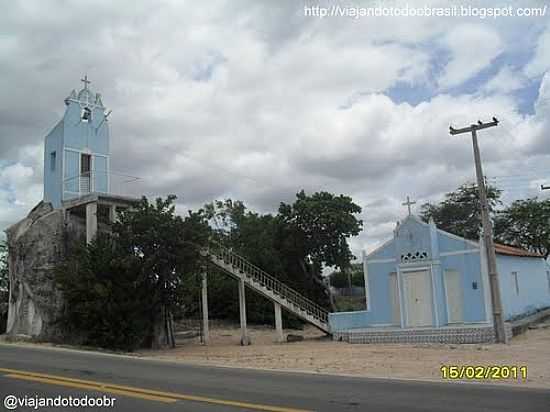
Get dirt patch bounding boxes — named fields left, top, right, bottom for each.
left=139, top=322, right=550, bottom=389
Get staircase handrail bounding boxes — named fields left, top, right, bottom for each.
left=206, top=241, right=329, bottom=324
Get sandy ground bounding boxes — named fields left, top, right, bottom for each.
left=139, top=321, right=550, bottom=389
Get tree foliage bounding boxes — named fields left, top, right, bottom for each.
left=420, top=183, right=550, bottom=259
left=0, top=241, right=7, bottom=292
left=113, top=196, right=208, bottom=316
left=55, top=191, right=362, bottom=347
left=494, top=198, right=550, bottom=258
left=56, top=234, right=151, bottom=349
left=277, top=191, right=363, bottom=271
left=55, top=196, right=210, bottom=350
left=203, top=191, right=363, bottom=315
left=328, top=263, right=364, bottom=289
left=420, top=183, right=501, bottom=239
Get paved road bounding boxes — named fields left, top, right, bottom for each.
left=0, top=344, right=548, bottom=411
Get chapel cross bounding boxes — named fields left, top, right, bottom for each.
left=81, top=74, right=91, bottom=90
left=402, top=196, right=416, bottom=216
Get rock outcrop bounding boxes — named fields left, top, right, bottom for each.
left=5, top=201, right=83, bottom=339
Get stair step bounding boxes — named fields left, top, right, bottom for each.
left=209, top=245, right=329, bottom=333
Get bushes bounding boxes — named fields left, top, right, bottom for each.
left=56, top=234, right=153, bottom=350
left=55, top=196, right=209, bottom=350
left=54, top=190, right=363, bottom=349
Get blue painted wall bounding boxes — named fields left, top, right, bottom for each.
left=63, top=149, right=80, bottom=201
left=395, top=218, right=432, bottom=262
left=437, top=231, right=477, bottom=253
left=43, top=83, right=110, bottom=207
left=329, top=215, right=550, bottom=333
left=94, top=155, right=109, bottom=193
left=363, top=260, right=397, bottom=324
left=440, top=253, right=487, bottom=323
left=63, top=90, right=109, bottom=154
left=43, top=120, right=64, bottom=207
left=497, top=255, right=550, bottom=320
left=367, top=239, right=396, bottom=260
left=329, top=310, right=374, bottom=331
left=330, top=216, right=489, bottom=332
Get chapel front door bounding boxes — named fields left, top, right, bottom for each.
left=403, top=270, right=433, bottom=327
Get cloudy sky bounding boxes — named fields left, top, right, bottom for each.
left=1, top=0, right=549, bottom=257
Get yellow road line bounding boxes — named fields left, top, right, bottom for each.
left=5, top=374, right=176, bottom=403
left=0, top=367, right=312, bottom=412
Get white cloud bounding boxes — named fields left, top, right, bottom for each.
left=0, top=145, right=43, bottom=232
left=524, top=23, right=550, bottom=78
left=483, top=66, right=526, bottom=94
left=534, top=71, right=550, bottom=117
left=438, top=24, right=503, bottom=89
left=0, top=1, right=549, bottom=256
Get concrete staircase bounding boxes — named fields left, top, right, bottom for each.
left=206, top=242, right=329, bottom=333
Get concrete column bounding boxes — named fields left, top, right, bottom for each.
left=109, top=205, right=117, bottom=223
left=428, top=217, right=442, bottom=327
left=86, top=202, right=98, bottom=244
left=480, top=235, right=493, bottom=323
left=201, top=272, right=209, bottom=345
left=362, top=250, right=370, bottom=311
left=274, top=302, right=284, bottom=343
left=238, top=278, right=250, bottom=345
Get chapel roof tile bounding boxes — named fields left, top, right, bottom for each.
left=493, top=243, right=544, bottom=258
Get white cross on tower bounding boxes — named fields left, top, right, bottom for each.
left=402, top=196, right=416, bottom=216
left=81, top=74, right=91, bottom=90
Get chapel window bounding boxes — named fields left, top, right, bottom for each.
left=511, top=272, right=520, bottom=295
left=81, top=107, right=92, bottom=122
left=50, top=151, right=56, bottom=171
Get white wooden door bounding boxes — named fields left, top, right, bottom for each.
left=445, top=270, right=463, bottom=323
left=404, top=270, right=433, bottom=327
left=389, top=272, right=401, bottom=325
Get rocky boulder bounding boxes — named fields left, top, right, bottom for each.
left=5, top=202, right=76, bottom=339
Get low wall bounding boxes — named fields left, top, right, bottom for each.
left=334, top=324, right=513, bottom=344
left=329, top=310, right=372, bottom=332
left=510, top=307, right=550, bottom=336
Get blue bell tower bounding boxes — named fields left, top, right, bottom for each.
left=43, top=76, right=111, bottom=208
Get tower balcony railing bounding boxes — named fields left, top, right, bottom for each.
left=63, top=171, right=141, bottom=199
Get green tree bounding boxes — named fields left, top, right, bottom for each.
left=278, top=191, right=362, bottom=270
left=56, top=234, right=151, bottom=350
left=494, top=198, right=550, bottom=258
left=56, top=196, right=210, bottom=350
left=277, top=191, right=363, bottom=309
left=204, top=199, right=286, bottom=277
left=327, top=270, right=348, bottom=289
left=420, top=183, right=501, bottom=239
left=202, top=191, right=363, bottom=316
left=0, top=241, right=7, bottom=291
left=202, top=199, right=304, bottom=326
left=328, top=263, right=364, bottom=289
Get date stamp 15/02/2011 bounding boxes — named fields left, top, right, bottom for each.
left=440, top=365, right=528, bottom=381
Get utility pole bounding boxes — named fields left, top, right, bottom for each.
left=201, top=266, right=209, bottom=345
left=449, top=117, right=507, bottom=343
